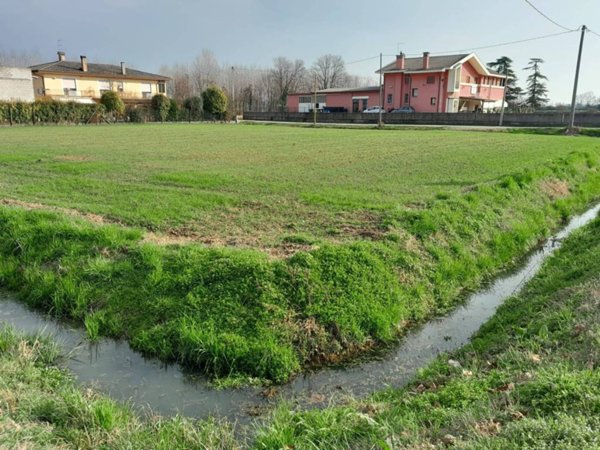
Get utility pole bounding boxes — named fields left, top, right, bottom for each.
left=499, top=64, right=508, bottom=127
left=569, top=25, right=586, bottom=131
left=313, top=73, right=317, bottom=126
left=378, top=52, right=383, bottom=128
left=231, top=66, right=235, bottom=115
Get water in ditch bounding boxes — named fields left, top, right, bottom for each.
left=1, top=203, right=599, bottom=423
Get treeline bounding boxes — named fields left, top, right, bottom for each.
left=158, top=50, right=375, bottom=113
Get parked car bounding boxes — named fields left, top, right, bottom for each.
left=323, top=106, right=348, bottom=113
left=362, top=106, right=385, bottom=113
left=390, top=106, right=416, bottom=113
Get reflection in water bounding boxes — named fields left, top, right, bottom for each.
left=1, top=203, right=598, bottom=422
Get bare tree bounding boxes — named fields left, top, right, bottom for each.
left=191, top=49, right=221, bottom=94
left=346, top=74, right=378, bottom=88
left=0, top=49, right=43, bottom=67
left=576, top=91, right=598, bottom=108
left=311, top=54, right=348, bottom=89
left=270, top=57, right=307, bottom=111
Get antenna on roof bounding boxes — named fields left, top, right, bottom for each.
left=57, top=39, right=64, bottom=52
left=396, top=42, right=405, bottom=54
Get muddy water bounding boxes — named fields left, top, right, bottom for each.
left=1, top=203, right=599, bottom=422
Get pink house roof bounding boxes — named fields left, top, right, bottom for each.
left=379, top=53, right=505, bottom=77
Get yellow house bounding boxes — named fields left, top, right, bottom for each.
left=30, top=52, right=169, bottom=104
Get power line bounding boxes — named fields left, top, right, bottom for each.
left=387, top=30, right=577, bottom=58
left=345, top=55, right=380, bottom=65
left=587, top=28, right=600, bottom=39
left=523, top=0, right=576, bottom=32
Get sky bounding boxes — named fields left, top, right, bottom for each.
left=2, top=0, right=600, bottom=103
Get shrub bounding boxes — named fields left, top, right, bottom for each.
left=151, top=94, right=170, bottom=122
left=126, top=106, right=147, bottom=123
left=167, top=98, right=179, bottom=122
left=100, top=91, right=125, bottom=118
left=202, top=87, right=228, bottom=120
left=183, top=96, right=202, bottom=122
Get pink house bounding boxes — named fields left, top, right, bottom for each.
left=287, top=52, right=506, bottom=113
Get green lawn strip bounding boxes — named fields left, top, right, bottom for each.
left=0, top=327, right=238, bottom=449
left=0, top=151, right=599, bottom=383
left=252, top=214, right=600, bottom=449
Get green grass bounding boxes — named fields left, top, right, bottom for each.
left=1, top=124, right=600, bottom=382
left=0, top=327, right=238, bottom=449
left=0, top=123, right=599, bottom=250
left=2, top=205, right=599, bottom=449
left=252, top=214, right=600, bottom=449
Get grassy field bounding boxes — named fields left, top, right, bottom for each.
left=2, top=209, right=599, bottom=449
left=0, top=123, right=600, bottom=383
left=0, top=124, right=598, bottom=253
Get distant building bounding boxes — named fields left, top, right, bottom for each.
left=0, top=66, right=35, bottom=102
left=30, top=52, right=170, bottom=104
left=287, top=52, right=506, bottom=113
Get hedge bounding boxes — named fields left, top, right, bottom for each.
left=0, top=100, right=105, bottom=125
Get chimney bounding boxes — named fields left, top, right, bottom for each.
left=80, top=55, right=88, bottom=72
left=423, top=52, right=430, bottom=70
left=57, top=51, right=66, bottom=62
left=120, top=62, right=126, bottom=75
left=395, top=52, right=405, bottom=70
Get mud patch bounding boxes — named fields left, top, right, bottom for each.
left=540, top=179, right=570, bottom=199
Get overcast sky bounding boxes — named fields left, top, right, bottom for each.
left=2, top=0, right=600, bottom=103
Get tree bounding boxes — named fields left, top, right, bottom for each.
left=183, top=96, right=203, bottom=121
left=487, top=56, right=521, bottom=107
left=270, top=57, right=307, bottom=111
left=576, top=91, right=598, bottom=108
left=202, top=86, right=228, bottom=119
left=524, top=58, right=549, bottom=109
left=100, top=91, right=124, bottom=119
left=311, top=54, right=348, bottom=90
left=151, top=94, right=170, bottom=122
left=167, top=98, right=179, bottom=121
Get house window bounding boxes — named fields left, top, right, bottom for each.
left=98, top=80, right=111, bottom=94
left=426, top=76, right=435, bottom=84
left=352, top=99, right=359, bottom=112
left=116, top=81, right=124, bottom=92
left=404, top=76, right=411, bottom=85
left=404, top=93, right=409, bottom=104
left=387, top=94, right=393, bottom=104
left=141, top=83, right=152, bottom=99
left=62, top=78, right=77, bottom=96
left=430, top=97, right=437, bottom=105
left=412, top=88, right=418, bottom=97
left=299, top=96, right=312, bottom=103
left=158, top=82, right=166, bottom=94
left=466, top=76, right=471, bottom=83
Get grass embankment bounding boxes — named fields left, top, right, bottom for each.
left=0, top=327, right=237, bottom=449
left=254, top=213, right=600, bottom=449
left=2, top=202, right=599, bottom=449
left=0, top=125, right=600, bottom=383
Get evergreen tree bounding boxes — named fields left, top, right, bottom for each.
left=524, top=58, right=549, bottom=109
left=202, top=86, right=228, bottom=119
left=487, top=56, right=521, bottom=106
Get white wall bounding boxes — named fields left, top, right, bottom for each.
left=0, top=67, right=35, bottom=102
